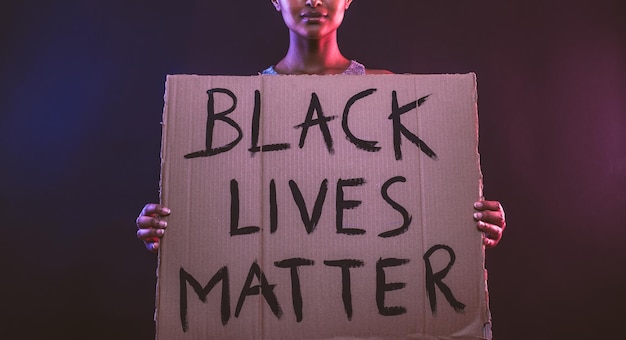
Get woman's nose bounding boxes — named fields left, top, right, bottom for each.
left=305, top=0, right=322, bottom=7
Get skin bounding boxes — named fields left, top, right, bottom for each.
left=473, top=200, right=506, bottom=248
left=270, top=0, right=391, bottom=75
left=136, top=0, right=507, bottom=252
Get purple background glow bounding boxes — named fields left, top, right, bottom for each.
left=1, top=1, right=625, bottom=339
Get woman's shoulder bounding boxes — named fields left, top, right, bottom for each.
left=352, top=60, right=393, bottom=74
left=260, top=66, right=278, bottom=75
left=346, top=60, right=392, bottom=75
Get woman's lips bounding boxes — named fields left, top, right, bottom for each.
left=301, top=11, right=326, bottom=22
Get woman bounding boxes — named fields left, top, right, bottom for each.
left=136, top=0, right=506, bottom=252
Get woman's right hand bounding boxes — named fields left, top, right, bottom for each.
left=136, top=203, right=170, bottom=253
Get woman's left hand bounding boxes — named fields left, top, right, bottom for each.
left=473, top=200, right=506, bottom=248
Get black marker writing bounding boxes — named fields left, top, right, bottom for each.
left=389, top=91, right=437, bottom=160
left=336, top=178, right=366, bottom=235
left=378, top=176, right=412, bottom=238
left=376, top=257, right=410, bottom=316
left=274, top=258, right=315, bottom=322
left=185, top=88, right=242, bottom=158
left=423, top=244, right=465, bottom=314
left=323, top=259, right=365, bottom=320
left=294, top=92, right=337, bottom=154
left=289, top=179, right=329, bottom=234
left=179, top=266, right=230, bottom=331
left=249, top=89, right=291, bottom=155
left=342, top=88, right=380, bottom=152
left=230, top=179, right=261, bottom=236
left=235, top=261, right=282, bottom=319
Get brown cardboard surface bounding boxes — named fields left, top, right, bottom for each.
left=156, top=74, right=489, bottom=339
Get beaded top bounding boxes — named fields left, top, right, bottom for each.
left=261, top=60, right=366, bottom=75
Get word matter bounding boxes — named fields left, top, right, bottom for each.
left=179, top=244, right=465, bottom=332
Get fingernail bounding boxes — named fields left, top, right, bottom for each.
left=162, top=207, right=171, bottom=214
left=158, top=220, right=168, bottom=228
left=474, top=202, right=483, bottom=209
left=474, top=212, right=482, bottom=219
left=156, top=229, right=165, bottom=236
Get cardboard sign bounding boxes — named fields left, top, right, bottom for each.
left=156, top=74, right=490, bottom=339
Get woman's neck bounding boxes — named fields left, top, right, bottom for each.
left=275, top=31, right=351, bottom=75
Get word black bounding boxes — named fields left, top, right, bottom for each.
left=184, top=88, right=437, bottom=161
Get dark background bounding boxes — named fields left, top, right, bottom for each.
left=1, top=1, right=624, bottom=339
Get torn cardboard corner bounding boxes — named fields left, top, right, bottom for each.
left=156, top=74, right=490, bottom=339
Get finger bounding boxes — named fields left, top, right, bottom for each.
left=144, top=239, right=160, bottom=253
left=136, top=215, right=168, bottom=230
left=473, top=210, right=506, bottom=229
left=483, top=237, right=497, bottom=248
left=476, top=221, right=502, bottom=242
left=140, top=204, right=171, bottom=218
left=137, top=227, right=166, bottom=241
left=473, top=200, right=503, bottom=213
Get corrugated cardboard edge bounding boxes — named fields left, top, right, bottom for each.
left=154, top=74, right=174, bottom=339
left=450, top=72, right=490, bottom=339
left=472, top=73, right=491, bottom=339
